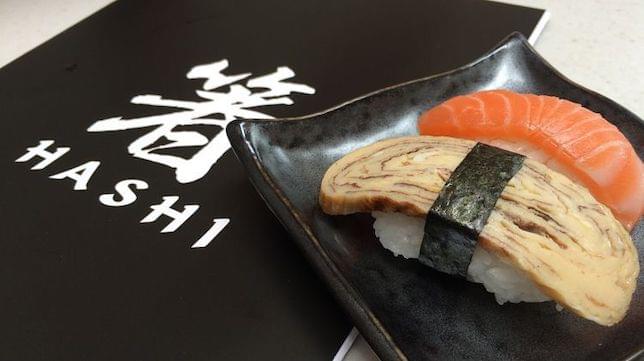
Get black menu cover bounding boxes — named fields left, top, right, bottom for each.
left=0, top=0, right=545, bottom=360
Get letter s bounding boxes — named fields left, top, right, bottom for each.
left=99, top=179, right=149, bottom=207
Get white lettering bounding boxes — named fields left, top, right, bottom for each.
left=191, top=218, right=230, bottom=248
left=49, top=161, right=101, bottom=190
left=99, top=179, right=149, bottom=207
left=187, top=59, right=251, bottom=91
left=140, top=196, right=199, bottom=233
left=15, top=140, right=70, bottom=170
left=87, top=59, right=315, bottom=183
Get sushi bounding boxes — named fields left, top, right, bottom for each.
left=319, top=129, right=640, bottom=325
left=418, top=90, right=644, bottom=230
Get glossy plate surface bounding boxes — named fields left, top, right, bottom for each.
left=227, top=33, right=644, bottom=361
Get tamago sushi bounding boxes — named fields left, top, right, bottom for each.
left=319, top=91, right=642, bottom=327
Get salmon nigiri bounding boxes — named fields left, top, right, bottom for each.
left=418, top=89, right=643, bottom=230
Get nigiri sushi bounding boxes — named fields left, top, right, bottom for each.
left=418, top=89, right=644, bottom=230
left=319, top=136, right=639, bottom=326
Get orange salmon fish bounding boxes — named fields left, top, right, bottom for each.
left=418, top=89, right=643, bottom=230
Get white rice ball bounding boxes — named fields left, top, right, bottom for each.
left=372, top=211, right=551, bottom=305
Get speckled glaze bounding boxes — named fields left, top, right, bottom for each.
left=226, top=33, right=644, bottom=361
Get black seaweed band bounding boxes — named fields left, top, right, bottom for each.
left=419, top=143, right=525, bottom=277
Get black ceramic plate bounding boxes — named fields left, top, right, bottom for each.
left=226, top=33, right=644, bottom=361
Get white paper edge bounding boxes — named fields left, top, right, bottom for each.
left=332, top=9, right=551, bottom=361
left=332, top=327, right=359, bottom=361
left=528, top=10, right=551, bottom=45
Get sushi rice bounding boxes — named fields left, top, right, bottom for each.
left=372, top=211, right=551, bottom=305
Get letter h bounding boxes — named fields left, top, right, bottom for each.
left=15, top=140, right=70, bottom=170
left=141, top=196, right=199, bottom=233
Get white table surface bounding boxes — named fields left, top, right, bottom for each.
left=1, top=1, right=642, bottom=360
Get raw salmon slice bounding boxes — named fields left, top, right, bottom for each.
left=418, top=89, right=643, bottom=230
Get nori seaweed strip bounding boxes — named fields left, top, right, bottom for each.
left=419, top=143, right=525, bottom=277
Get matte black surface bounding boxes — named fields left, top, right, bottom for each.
left=0, top=1, right=546, bottom=360
left=227, top=33, right=644, bottom=361
left=420, top=143, right=525, bottom=277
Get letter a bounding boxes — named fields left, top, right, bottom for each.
left=49, top=161, right=101, bottom=190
